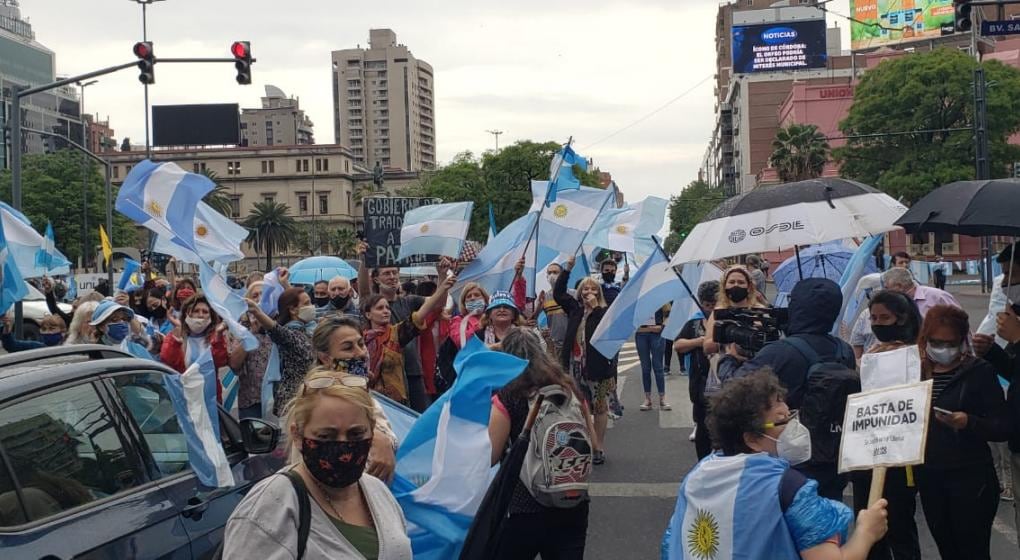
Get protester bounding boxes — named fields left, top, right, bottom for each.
left=89, top=300, right=151, bottom=350
left=312, top=280, right=330, bottom=309
left=488, top=327, right=591, bottom=560
left=361, top=273, right=455, bottom=405
left=64, top=300, right=100, bottom=345
left=892, top=251, right=912, bottom=269
left=143, top=286, right=175, bottom=335
left=278, top=285, right=319, bottom=337
left=662, top=302, right=675, bottom=375
left=703, top=265, right=766, bottom=357
left=433, top=282, right=490, bottom=396
left=598, top=257, right=627, bottom=306
left=555, top=256, right=612, bottom=465
left=636, top=305, right=670, bottom=411
left=746, top=254, right=767, bottom=295
left=916, top=304, right=1010, bottom=560
left=538, top=262, right=572, bottom=356
left=244, top=291, right=315, bottom=417
left=222, top=370, right=412, bottom=559
left=1, top=314, right=66, bottom=351
left=317, top=276, right=359, bottom=318
left=41, top=277, right=72, bottom=326
left=673, top=280, right=719, bottom=459
left=229, top=281, right=273, bottom=419
left=169, top=279, right=198, bottom=317
left=160, top=293, right=230, bottom=376
left=662, top=372, right=889, bottom=560
left=931, top=255, right=948, bottom=290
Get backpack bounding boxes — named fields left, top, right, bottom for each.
left=211, top=470, right=311, bottom=559
left=520, top=385, right=593, bottom=508
left=782, top=335, right=861, bottom=465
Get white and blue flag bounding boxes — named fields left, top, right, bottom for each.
left=834, top=235, right=884, bottom=336
left=118, top=258, right=144, bottom=292
left=198, top=261, right=259, bottom=352
left=590, top=243, right=683, bottom=359
left=259, top=268, right=286, bottom=316
left=487, top=202, right=498, bottom=243
left=0, top=204, right=70, bottom=277
left=455, top=210, right=537, bottom=299
left=153, top=201, right=248, bottom=266
left=162, top=348, right=235, bottom=488
left=661, top=262, right=724, bottom=341
left=532, top=181, right=615, bottom=272
left=398, top=201, right=474, bottom=262
left=35, top=222, right=72, bottom=274
left=116, top=160, right=214, bottom=253
left=546, top=143, right=587, bottom=205
left=0, top=218, right=27, bottom=315
left=393, top=336, right=527, bottom=559
left=585, top=196, right=668, bottom=256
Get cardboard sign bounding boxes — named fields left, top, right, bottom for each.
left=859, top=345, right=922, bottom=392
left=362, top=197, right=442, bottom=267
left=838, top=380, right=933, bottom=473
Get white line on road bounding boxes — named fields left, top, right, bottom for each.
left=659, top=374, right=694, bottom=429
left=993, top=517, right=1018, bottom=546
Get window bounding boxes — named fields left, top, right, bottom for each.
left=193, top=163, right=200, bottom=173
left=112, top=166, right=119, bottom=179
left=295, top=159, right=301, bottom=173
left=0, top=383, right=144, bottom=525
left=318, top=194, right=328, bottom=215
left=263, top=194, right=276, bottom=204
left=261, top=161, right=268, bottom=174
left=229, top=196, right=241, bottom=218
left=315, top=158, right=322, bottom=172
left=302, top=159, right=309, bottom=172
left=298, top=194, right=309, bottom=215
left=261, top=160, right=275, bottom=174
left=315, top=158, right=329, bottom=172
left=345, top=160, right=350, bottom=172
left=346, top=191, right=353, bottom=213
left=268, top=160, right=275, bottom=173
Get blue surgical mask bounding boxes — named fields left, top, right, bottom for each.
left=106, top=322, right=130, bottom=343
left=41, top=332, right=64, bottom=346
left=465, top=299, right=486, bottom=314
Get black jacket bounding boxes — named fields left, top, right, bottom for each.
left=982, top=341, right=1020, bottom=452
left=925, top=357, right=1012, bottom=469
left=553, top=269, right=613, bottom=381
left=737, top=278, right=854, bottom=406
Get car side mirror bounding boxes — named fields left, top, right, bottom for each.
left=239, top=418, right=280, bottom=455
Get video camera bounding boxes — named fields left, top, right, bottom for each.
left=713, top=307, right=789, bottom=355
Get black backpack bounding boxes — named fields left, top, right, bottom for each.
left=783, top=335, right=861, bottom=465
left=211, top=470, right=311, bottom=559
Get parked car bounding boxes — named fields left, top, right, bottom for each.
left=0, top=345, right=284, bottom=559
left=19, top=283, right=73, bottom=340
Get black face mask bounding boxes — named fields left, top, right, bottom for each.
left=602, top=271, right=616, bottom=283
left=331, top=295, right=350, bottom=309
left=312, top=296, right=330, bottom=308
left=301, top=437, right=372, bottom=489
left=725, top=286, right=749, bottom=303
left=150, top=306, right=167, bottom=320
left=871, top=323, right=910, bottom=343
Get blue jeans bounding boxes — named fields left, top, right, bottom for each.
left=635, top=332, right=665, bottom=395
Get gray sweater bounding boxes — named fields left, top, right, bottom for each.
left=223, top=469, right=412, bottom=560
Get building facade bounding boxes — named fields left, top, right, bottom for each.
left=83, top=114, right=116, bottom=154
left=331, top=29, right=436, bottom=172
left=239, top=85, right=314, bottom=147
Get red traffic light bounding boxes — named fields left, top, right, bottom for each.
left=231, top=41, right=251, bottom=59
left=133, top=41, right=153, bottom=59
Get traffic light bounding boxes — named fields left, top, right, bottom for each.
left=954, top=0, right=973, bottom=33
left=231, top=41, right=252, bottom=85
left=133, top=41, right=155, bottom=84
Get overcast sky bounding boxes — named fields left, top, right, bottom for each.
left=26, top=0, right=847, bottom=207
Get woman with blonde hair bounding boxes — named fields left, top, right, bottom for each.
left=702, top=265, right=767, bottom=357
left=223, top=369, right=411, bottom=559
left=64, top=300, right=100, bottom=345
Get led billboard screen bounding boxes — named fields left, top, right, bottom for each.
left=732, top=19, right=828, bottom=74
left=850, top=0, right=956, bottom=51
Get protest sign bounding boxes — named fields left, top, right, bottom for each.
left=859, top=345, right=922, bottom=392
left=838, top=380, right=932, bottom=474
left=73, top=273, right=121, bottom=297
left=363, top=197, right=442, bottom=267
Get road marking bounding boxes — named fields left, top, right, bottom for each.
left=588, top=482, right=679, bottom=498
left=993, top=516, right=1018, bottom=546
left=608, top=375, right=627, bottom=429
left=659, top=374, right=694, bottom=429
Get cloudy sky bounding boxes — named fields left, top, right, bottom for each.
left=26, top=0, right=847, bottom=206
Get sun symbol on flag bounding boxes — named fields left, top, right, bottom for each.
left=553, top=204, right=568, bottom=218
left=147, top=200, right=163, bottom=218
left=195, top=224, right=209, bottom=238
left=615, top=225, right=628, bottom=234
left=687, top=509, right=720, bottom=559
left=420, top=224, right=429, bottom=234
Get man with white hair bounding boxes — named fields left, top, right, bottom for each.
left=315, top=275, right=359, bottom=318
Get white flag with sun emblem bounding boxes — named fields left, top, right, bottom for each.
left=115, top=160, right=214, bottom=254
left=585, top=195, right=668, bottom=255
left=397, top=201, right=473, bottom=262
left=152, top=202, right=248, bottom=265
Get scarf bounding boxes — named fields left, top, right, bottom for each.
left=364, top=325, right=394, bottom=387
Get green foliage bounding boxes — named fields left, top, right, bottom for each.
left=242, top=200, right=298, bottom=270
left=0, top=149, right=137, bottom=266
left=414, top=141, right=605, bottom=242
left=665, top=180, right=725, bottom=254
left=769, top=123, right=830, bottom=182
left=199, top=169, right=234, bottom=216
left=836, top=49, right=1020, bottom=203
left=330, top=228, right=358, bottom=258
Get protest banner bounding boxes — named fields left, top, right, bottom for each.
left=859, top=345, right=922, bottom=392
left=362, top=196, right=442, bottom=267
left=838, top=380, right=933, bottom=505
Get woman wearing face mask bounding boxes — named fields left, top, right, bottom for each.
left=169, top=279, right=198, bottom=317
left=0, top=314, right=67, bottom=351
left=702, top=265, right=767, bottom=357
left=89, top=300, right=151, bottom=349
left=160, top=294, right=230, bottom=400
left=914, top=305, right=1010, bottom=560
left=244, top=290, right=315, bottom=418
left=144, top=287, right=175, bottom=336
left=555, top=256, right=613, bottom=465
left=663, top=371, right=889, bottom=560
left=222, top=370, right=412, bottom=560
left=433, top=283, right=491, bottom=397
left=279, top=287, right=319, bottom=337
left=229, top=281, right=273, bottom=420
left=65, top=300, right=100, bottom=345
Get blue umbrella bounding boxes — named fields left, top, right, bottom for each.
left=288, top=256, right=357, bottom=285
left=772, top=241, right=877, bottom=299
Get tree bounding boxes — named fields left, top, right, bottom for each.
left=836, top=48, right=1020, bottom=203
left=200, top=169, right=234, bottom=216
left=120, top=138, right=131, bottom=152
left=769, top=123, right=830, bottom=182
left=665, top=180, right=725, bottom=254
left=0, top=149, right=137, bottom=265
left=242, top=200, right=297, bottom=270
left=330, top=228, right=358, bottom=258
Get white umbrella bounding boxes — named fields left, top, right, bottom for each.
left=670, top=178, right=907, bottom=266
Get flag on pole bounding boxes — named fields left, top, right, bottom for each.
left=153, top=201, right=248, bottom=265
left=99, top=224, right=113, bottom=265
left=117, top=258, right=144, bottom=292
left=834, top=235, right=884, bottom=335
left=661, top=262, right=724, bottom=340
left=590, top=242, right=684, bottom=358
left=531, top=181, right=615, bottom=273
left=585, top=196, right=669, bottom=255
left=546, top=143, right=587, bottom=205
left=0, top=204, right=71, bottom=277
left=34, top=222, right=72, bottom=275
left=487, top=202, right=498, bottom=243
left=198, top=261, right=259, bottom=352
left=258, top=268, right=286, bottom=316
left=0, top=217, right=27, bottom=315
left=115, top=160, right=214, bottom=252
left=455, top=211, right=537, bottom=299
left=398, top=201, right=474, bottom=262
left=161, top=348, right=235, bottom=488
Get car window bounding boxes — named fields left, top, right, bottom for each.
left=112, top=372, right=240, bottom=479
left=0, top=383, right=144, bottom=525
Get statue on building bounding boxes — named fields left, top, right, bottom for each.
left=372, top=160, right=384, bottom=191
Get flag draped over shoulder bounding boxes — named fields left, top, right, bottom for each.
left=153, top=201, right=248, bottom=266
left=0, top=204, right=71, bottom=277
left=393, top=336, right=527, bottom=560
left=398, top=201, right=474, bottom=262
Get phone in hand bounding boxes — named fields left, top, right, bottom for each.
left=933, top=406, right=954, bottom=415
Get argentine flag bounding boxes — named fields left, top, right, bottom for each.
left=546, top=143, right=587, bottom=205
left=398, top=201, right=473, bottom=262
left=833, top=235, right=884, bottom=336
left=258, top=268, right=286, bottom=316
left=35, top=222, right=72, bottom=275
left=198, top=262, right=259, bottom=352
left=0, top=218, right=27, bottom=315
left=393, top=336, right=527, bottom=559
left=585, top=196, right=669, bottom=256
left=590, top=242, right=684, bottom=359
left=532, top=181, right=615, bottom=273
left=118, top=258, right=144, bottom=292
left=487, top=202, right=498, bottom=243
left=0, top=204, right=71, bottom=277
left=153, top=201, right=248, bottom=266
left=455, top=211, right=538, bottom=299
left=661, top=262, right=724, bottom=341
left=162, top=348, right=235, bottom=488
left=116, top=160, right=214, bottom=252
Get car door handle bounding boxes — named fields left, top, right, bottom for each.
left=182, top=495, right=210, bottom=519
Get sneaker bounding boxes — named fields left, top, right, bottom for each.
left=659, top=400, right=672, bottom=411
left=688, top=425, right=697, bottom=442
left=608, top=411, right=621, bottom=421
left=1003, top=487, right=1015, bottom=502
left=593, top=450, right=606, bottom=465
left=640, top=400, right=653, bottom=411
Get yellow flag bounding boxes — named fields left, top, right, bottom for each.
left=99, top=225, right=112, bottom=265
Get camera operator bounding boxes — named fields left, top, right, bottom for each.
left=703, top=266, right=766, bottom=357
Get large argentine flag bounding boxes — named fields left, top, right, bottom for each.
left=0, top=204, right=71, bottom=277
left=153, top=202, right=248, bottom=265
left=198, top=261, right=259, bottom=352
left=590, top=245, right=683, bottom=359
left=455, top=211, right=538, bottom=299
left=393, top=336, right=527, bottom=559
left=661, top=262, right=724, bottom=341
left=532, top=181, right=614, bottom=271
left=162, top=348, right=235, bottom=488
left=833, top=235, right=883, bottom=336
left=116, top=160, right=214, bottom=252
left=0, top=218, right=27, bottom=314
left=586, top=196, right=668, bottom=255
left=35, top=222, right=72, bottom=275
left=398, top=201, right=473, bottom=262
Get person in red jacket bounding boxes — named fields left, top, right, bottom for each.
left=160, top=293, right=230, bottom=401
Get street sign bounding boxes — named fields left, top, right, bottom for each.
left=981, top=20, right=1020, bottom=37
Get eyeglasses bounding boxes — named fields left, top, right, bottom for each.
left=304, top=375, right=368, bottom=391
left=763, top=410, right=798, bottom=430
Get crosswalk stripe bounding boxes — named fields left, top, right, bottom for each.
left=659, top=375, right=694, bottom=429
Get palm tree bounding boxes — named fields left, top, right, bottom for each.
left=200, top=169, right=234, bottom=216
left=242, top=201, right=298, bottom=270
left=331, top=228, right=358, bottom=258
left=769, top=123, right=831, bottom=182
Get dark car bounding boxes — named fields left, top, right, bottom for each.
left=0, top=345, right=285, bottom=559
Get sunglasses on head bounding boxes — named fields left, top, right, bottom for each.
left=304, top=375, right=368, bottom=392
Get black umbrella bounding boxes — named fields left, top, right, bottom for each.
left=894, top=179, right=1020, bottom=236
left=702, top=177, right=884, bottom=221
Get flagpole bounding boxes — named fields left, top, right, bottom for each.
left=515, top=136, right=573, bottom=290
left=652, top=236, right=704, bottom=317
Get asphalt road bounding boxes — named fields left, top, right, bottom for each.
left=586, top=285, right=1019, bottom=559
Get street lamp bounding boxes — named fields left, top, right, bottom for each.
left=78, top=79, right=98, bottom=269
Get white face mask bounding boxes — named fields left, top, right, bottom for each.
left=547, top=273, right=560, bottom=285
left=186, top=316, right=211, bottom=334
left=926, top=344, right=961, bottom=366
left=297, top=305, right=317, bottom=323
left=763, top=416, right=812, bottom=466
